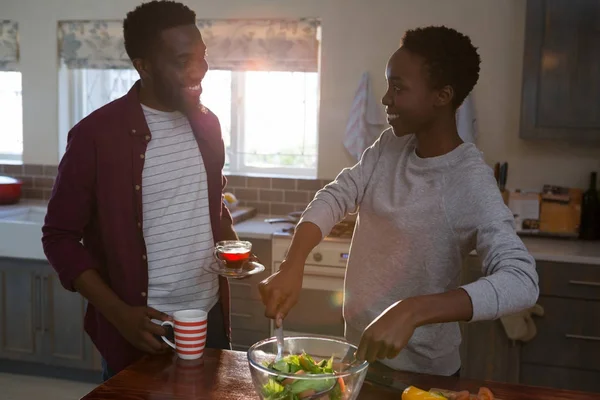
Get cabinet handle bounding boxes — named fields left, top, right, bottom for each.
left=34, top=275, right=42, bottom=332
left=231, top=312, right=253, bottom=319
left=565, top=334, right=600, bottom=341
left=42, top=276, right=51, bottom=333
left=568, top=280, right=600, bottom=287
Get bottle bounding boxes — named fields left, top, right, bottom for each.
left=579, top=171, right=599, bottom=240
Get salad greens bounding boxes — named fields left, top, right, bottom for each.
left=261, top=352, right=345, bottom=400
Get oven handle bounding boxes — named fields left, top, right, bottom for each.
left=273, top=263, right=346, bottom=279
left=303, top=265, right=345, bottom=278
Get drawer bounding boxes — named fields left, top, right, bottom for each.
left=231, top=328, right=271, bottom=348
left=229, top=270, right=270, bottom=301
left=520, top=363, right=600, bottom=393
left=537, top=261, right=600, bottom=300
left=232, top=343, right=250, bottom=352
left=520, top=296, right=600, bottom=371
left=230, top=299, right=269, bottom=332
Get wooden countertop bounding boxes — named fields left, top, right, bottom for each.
left=81, top=349, right=600, bottom=400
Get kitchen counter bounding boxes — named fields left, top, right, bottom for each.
left=235, top=215, right=600, bottom=266
left=0, top=198, right=48, bottom=210
left=0, top=202, right=258, bottom=260
left=234, top=214, right=285, bottom=239
left=80, top=349, right=600, bottom=400
left=1, top=200, right=599, bottom=266
left=466, top=236, right=600, bottom=266
left=518, top=236, right=600, bottom=265
left=0, top=201, right=257, bottom=225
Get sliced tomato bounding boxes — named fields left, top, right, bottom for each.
left=298, top=389, right=316, bottom=399
left=477, top=387, right=494, bottom=400
left=454, top=390, right=471, bottom=400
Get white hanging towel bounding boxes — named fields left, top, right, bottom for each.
left=456, top=93, right=477, bottom=144
left=343, top=72, right=387, bottom=161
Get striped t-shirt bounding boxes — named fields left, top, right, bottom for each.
left=141, top=105, right=219, bottom=315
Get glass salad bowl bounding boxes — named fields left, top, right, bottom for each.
left=247, top=336, right=369, bottom=400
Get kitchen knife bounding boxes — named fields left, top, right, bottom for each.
left=499, top=162, right=507, bottom=191
left=494, top=162, right=500, bottom=185
left=365, top=369, right=410, bottom=393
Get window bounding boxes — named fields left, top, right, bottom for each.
left=58, top=19, right=320, bottom=176
left=226, top=71, right=319, bottom=177
left=62, top=68, right=318, bottom=177
left=0, top=20, right=21, bottom=162
left=0, top=71, right=23, bottom=161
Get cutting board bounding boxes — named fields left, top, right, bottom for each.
left=431, top=388, right=503, bottom=399
left=230, top=206, right=257, bottom=225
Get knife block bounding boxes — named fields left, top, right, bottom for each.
left=501, top=189, right=510, bottom=206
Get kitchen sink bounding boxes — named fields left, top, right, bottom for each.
left=0, top=206, right=47, bottom=224
left=0, top=205, right=47, bottom=260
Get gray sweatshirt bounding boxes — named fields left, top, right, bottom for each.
left=299, top=129, right=539, bottom=375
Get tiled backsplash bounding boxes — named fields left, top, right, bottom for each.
left=225, top=175, right=329, bottom=215
left=0, top=164, right=58, bottom=200
left=1, top=163, right=327, bottom=215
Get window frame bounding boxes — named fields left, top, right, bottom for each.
left=226, top=71, right=318, bottom=178
left=0, top=71, right=24, bottom=162
left=59, top=68, right=318, bottom=178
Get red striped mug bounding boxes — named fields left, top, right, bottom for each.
left=161, top=309, right=207, bottom=360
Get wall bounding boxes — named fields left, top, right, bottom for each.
left=0, top=163, right=322, bottom=216
left=1, top=0, right=599, bottom=191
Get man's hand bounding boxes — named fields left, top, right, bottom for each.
left=236, top=253, right=262, bottom=280
left=114, top=305, right=173, bottom=354
left=356, top=300, right=417, bottom=363
left=258, top=258, right=304, bottom=327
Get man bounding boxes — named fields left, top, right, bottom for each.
left=42, top=1, right=236, bottom=381
left=259, top=26, right=539, bottom=376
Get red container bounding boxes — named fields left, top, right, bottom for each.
left=0, top=176, right=22, bottom=205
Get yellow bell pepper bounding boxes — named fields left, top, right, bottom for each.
left=402, top=386, right=447, bottom=400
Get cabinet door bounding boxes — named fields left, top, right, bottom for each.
left=43, top=270, right=92, bottom=369
left=520, top=0, right=600, bottom=142
left=88, top=336, right=103, bottom=371
left=458, top=256, right=520, bottom=383
left=521, top=296, right=600, bottom=373
left=230, top=237, right=272, bottom=350
left=521, top=364, right=600, bottom=393
left=0, top=258, right=44, bottom=362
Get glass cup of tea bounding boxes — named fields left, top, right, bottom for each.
left=214, top=240, right=252, bottom=273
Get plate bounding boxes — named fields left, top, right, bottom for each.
left=206, top=260, right=265, bottom=279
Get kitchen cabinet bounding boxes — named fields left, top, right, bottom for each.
left=520, top=0, right=600, bottom=142
left=520, top=260, right=600, bottom=393
left=44, top=274, right=97, bottom=369
left=229, top=237, right=272, bottom=351
left=0, top=258, right=44, bottom=363
left=0, top=257, right=100, bottom=370
left=459, top=257, right=520, bottom=384
left=0, top=237, right=274, bottom=369
left=520, top=297, right=600, bottom=371
left=460, top=255, right=600, bottom=393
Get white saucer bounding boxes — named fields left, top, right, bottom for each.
left=206, top=261, right=266, bottom=279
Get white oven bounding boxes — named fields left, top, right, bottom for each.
left=270, top=235, right=351, bottom=341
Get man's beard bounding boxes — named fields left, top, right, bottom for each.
left=152, top=76, right=184, bottom=112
